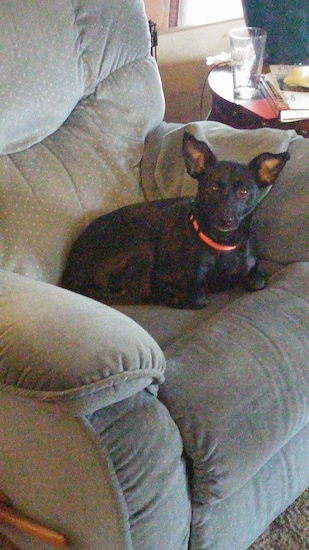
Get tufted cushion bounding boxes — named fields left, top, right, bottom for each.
left=0, top=270, right=165, bottom=415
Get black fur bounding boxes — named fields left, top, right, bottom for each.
left=61, top=133, right=289, bottom=309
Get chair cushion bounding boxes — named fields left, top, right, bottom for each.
left=0, top=270, right=165, bottom=415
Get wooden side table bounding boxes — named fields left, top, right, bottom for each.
left=207, top=64, right=309, bottom=138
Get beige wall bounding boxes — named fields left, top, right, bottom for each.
left=156, top=18, right=245, bottom=122
left=143, top=0, right=171, bottom=29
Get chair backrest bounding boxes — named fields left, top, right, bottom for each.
left=0, top=0, right=165, bottom=283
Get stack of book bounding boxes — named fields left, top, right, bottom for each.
left=261, top=65, right=309, bottom=122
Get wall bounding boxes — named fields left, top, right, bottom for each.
left=156, top=18, right=245, bottom=122
left=144, top=0, right=170, bottom=29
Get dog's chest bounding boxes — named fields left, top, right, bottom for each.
left=195, top=238, right=252, bottom=291
left=156, top=209, right=248, bottom=286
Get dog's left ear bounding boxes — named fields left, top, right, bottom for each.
left=182, top=132, right=217, bottom=178
left=249, top=151, right=290, bottom=187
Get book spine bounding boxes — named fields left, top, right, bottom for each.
left=260, top=76, right=290, bottom=112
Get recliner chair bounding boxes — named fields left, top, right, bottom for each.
left=1, top=1, right=309, bottom=549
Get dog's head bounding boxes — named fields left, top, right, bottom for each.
left=183, top=132, right=290, bottom=232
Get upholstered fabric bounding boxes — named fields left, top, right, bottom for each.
left=0, top=0, right=155, bottom=154
left=189, top=423, right=309, bottom=549
left=159, top=263, right=309, bottom=505
left=253, top=137, right=309, bottom=263
left=0, top=270, right=165, bottom=414
left=1, top=390, right=133, bottom=550
left=0, top=1, right=164, bottom=284
left=88, top=391, right=191, bottom=550
left=118, top=264, right=309, bottom=549
left=0, top=0, right=82, bottom=154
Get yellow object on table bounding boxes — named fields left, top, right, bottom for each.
left=284, top=66, right=309, bottom=88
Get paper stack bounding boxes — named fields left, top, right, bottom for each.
left=262, top=65, right=309, bottom=122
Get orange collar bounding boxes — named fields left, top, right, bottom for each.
left=189, top=214, right=238, bottom=252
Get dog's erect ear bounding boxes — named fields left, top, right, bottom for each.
left=182, top=132, right=217, bottom=178
left=249, top=151, right=290, bottom=187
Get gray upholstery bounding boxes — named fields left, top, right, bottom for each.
left=0, top=1, right=308, bottom=550
left=0, top=0, right=164, bottom=283
left=160, top=263, right=309, bottom=502
left=253, top=138, right=309, bottom=263
left=0, top=270, right=165, bottom=413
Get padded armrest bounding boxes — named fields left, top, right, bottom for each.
left=159, top=263, right=309, bottom=505
left=0, top=270, right=165, bottom=415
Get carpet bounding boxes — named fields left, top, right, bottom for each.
left=1, top=489, right=308, bottom=549
left=249, top=488, right=309, bottom=550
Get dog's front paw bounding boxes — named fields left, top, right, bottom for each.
left=178, top=293, right=208, bottom=310
left=243, top=266, right=266, bottom=292
left=191, top=295, right=208, bottom=309
left=159, top=291, right=208, bottom=310
left=161, top=297, right=207, bottom=310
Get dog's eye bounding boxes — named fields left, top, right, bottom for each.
left=237, top=187, right=249, bottom=199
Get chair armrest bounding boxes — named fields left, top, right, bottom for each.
left=0, top=270, right=165, bottom=415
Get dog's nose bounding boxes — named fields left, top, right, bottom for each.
left=222, top=216, right=234, bottom=227
left=215, top=215, right=237, bottom=232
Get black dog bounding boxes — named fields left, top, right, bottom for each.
left=61, top=133, right=289, bottom=309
